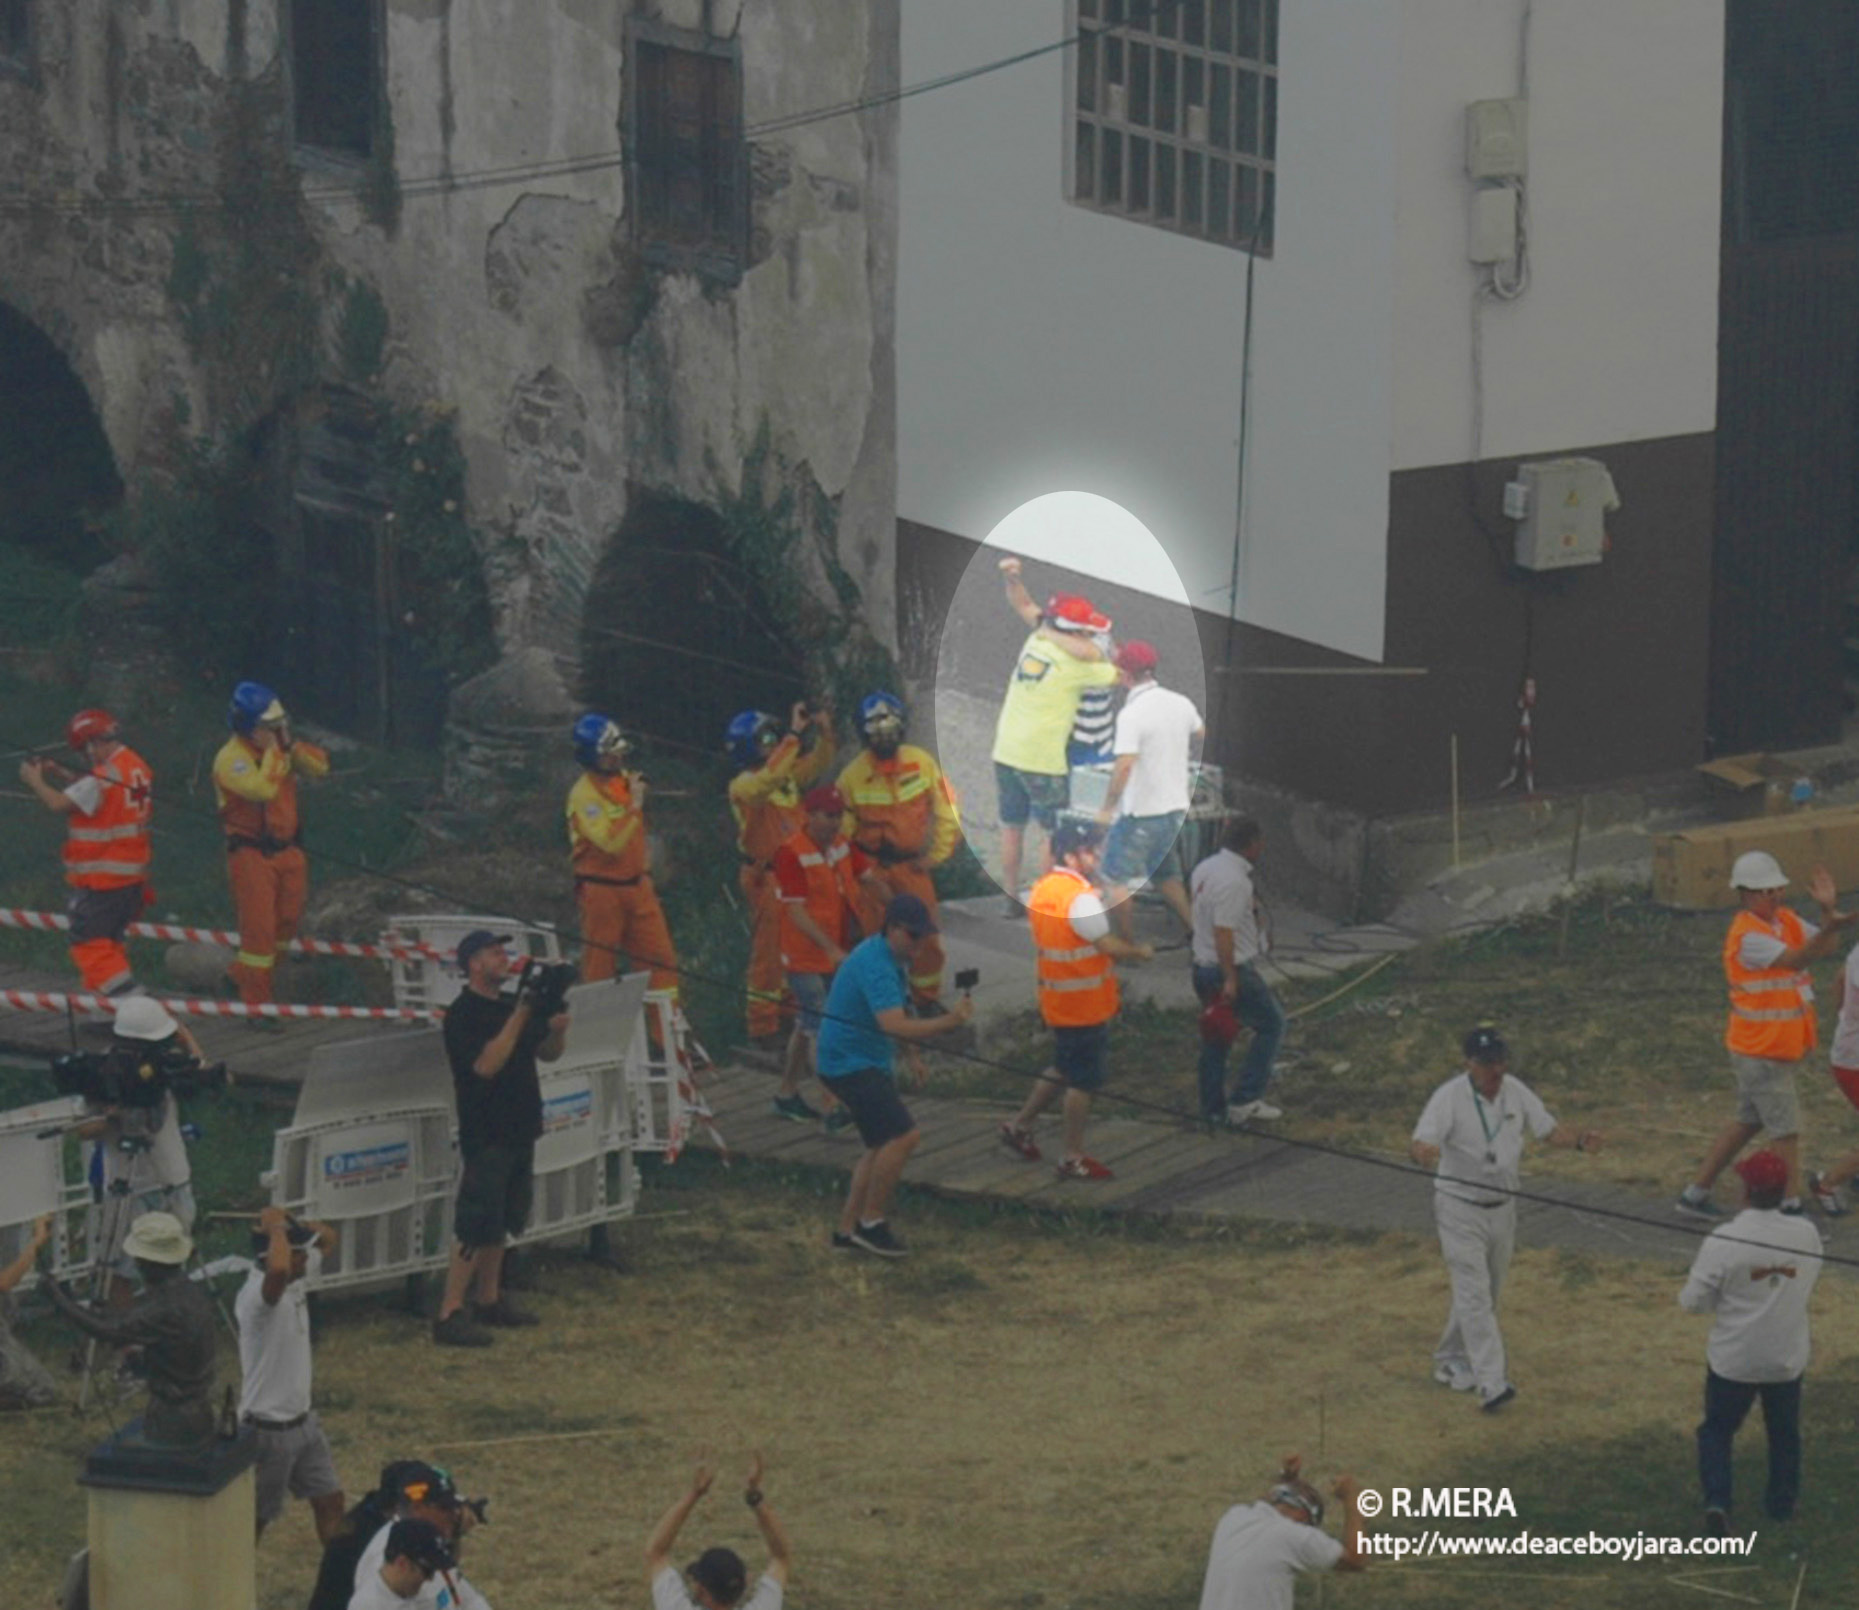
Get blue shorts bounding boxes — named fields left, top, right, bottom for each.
left=1103, top=810, right=1187, bottom=885
left=995, top=762, right=1068, bottom=830
left=788, top=971, right=829, bottom=1036
left=818, top=1066, right=916, bottom=1148
left=1052, top=1022, right=1110, bottom=1093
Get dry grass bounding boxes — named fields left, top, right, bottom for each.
left=3, top=1165, right=1856, bottom=1609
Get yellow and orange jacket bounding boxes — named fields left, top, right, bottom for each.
left=835, top=745, right=960, bottom=867
left=728, top=718, right=836, bottom=866
left=1723, top=907, right=1817, bottom=1061
left=213, top=734, right=329, bottom=848
left=64, top=745, right=153, bottom=889
left=567, top=771, right=650, bottom=882
left=1029, top=867, right=1118, bottom=1028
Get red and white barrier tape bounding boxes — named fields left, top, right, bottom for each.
left=0, top=908, right=449, bottom=962
left=0, top=989, right=436, bottom=1023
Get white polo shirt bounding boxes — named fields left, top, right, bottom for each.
left=1679, top=1207, right=1822, bottom=1381
left=1197, top=1502, right=1344, bottom=1610
left=1112, top=682, right=1203, bottom=817
left=1190, top=849, right=1263, bottom=968
left=1411, top=1071, right=1557, bottom=1206
left=236, top=1247, right=321, bottom=1422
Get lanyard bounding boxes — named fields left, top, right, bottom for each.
left=1468, top=1074, right=1502, bottom=1153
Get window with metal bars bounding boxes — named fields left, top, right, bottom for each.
left=289, top=0, right=379, bottom=160
left=0, top=0, right=30, bottom=65
left=627, top=20, right=747, bottom=281
left=1069, top=0, right=1279, bottom=254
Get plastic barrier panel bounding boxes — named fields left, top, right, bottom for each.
left=0, top=1095, right=92, bottom=1292
left=381, top=914, right=564, bottom=1016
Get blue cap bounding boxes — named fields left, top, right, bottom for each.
left=882, top=894, right=937, bottom=938
left=455, top=930, right=512, bottom=969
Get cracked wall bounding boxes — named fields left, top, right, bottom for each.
left=0, top=0, right=899, bottom=737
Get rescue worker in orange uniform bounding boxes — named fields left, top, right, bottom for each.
left=836, top=692, right=961, bottom=1008
left=213, top=683, right=330, bottom=1012
left=998, top=820, right=1152, bottom=1180
left=18, top=709, right=153, bottom=996
left=769, top=782, right=876, bottom=1123
left=725, top=701, right=835, bottom=1049
left=566, top=713, right=680, bottom=996
left=1676, top=851, right=1856, bottom=1218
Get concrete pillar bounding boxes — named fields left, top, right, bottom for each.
left=80, top=1429, right=257, bottom=1610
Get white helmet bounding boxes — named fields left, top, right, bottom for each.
left=1730, top=851, right=1789, bottom=892
left=112, top=995, right=180, bottom=1042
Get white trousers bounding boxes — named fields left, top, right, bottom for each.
left=1432, top=1192, right=1515, bottom=1396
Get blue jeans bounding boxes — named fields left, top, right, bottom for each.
left=1698, top=1369, right=1802, bottom=1519
left=1192, top=963, right=1285, bottom=1116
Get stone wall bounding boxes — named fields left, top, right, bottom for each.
left=0, top=0, right=899, bottom=766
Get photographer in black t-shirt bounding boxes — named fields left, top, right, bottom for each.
left=433, top=931, right=570, bottom=1348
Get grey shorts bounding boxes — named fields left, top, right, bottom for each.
left=249, top=1409, right=341, bottom=1525
left=1731, top=1053, right=1800, bottom=1134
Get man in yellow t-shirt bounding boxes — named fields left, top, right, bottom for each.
left=989, top=569, right=1119, bottom=912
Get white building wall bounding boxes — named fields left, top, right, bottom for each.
left=1391, top=0, right=1725, bottom=471
left=898, top=0, right=1397, bottom=662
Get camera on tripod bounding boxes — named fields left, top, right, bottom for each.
left=511, top=957, right=576, bottom=1020
left=51, top=1042, right=227, bottom=1110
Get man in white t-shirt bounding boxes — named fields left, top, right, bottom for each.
left=349, top=1519, right=456, bottom=1608
left=1807, top=938, right=1859, bottom=1216
left=1410, top=1027, right=1603, bottom=1411
left=1097, top=641, right=1203, bottom=942
left=1189, top=817, right=1286, bottom=1126
left=1679, top=1148, right=1823, bottom=1533
left=1196, top=1454, right=1365, bottom=1610
left=237, top=1206, right=344, bottom=1542
left=351, top=1466, right=491, bottom=1610
left=644, top=1454, right=790, bottom=1610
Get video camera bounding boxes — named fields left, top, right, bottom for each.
left=511, top=958, right=576, bottom=1020
left=50, top=1043, right=227, bottom=1111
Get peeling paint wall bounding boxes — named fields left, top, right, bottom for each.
left=0, top=0, right=899, bottom=727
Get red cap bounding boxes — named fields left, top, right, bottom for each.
left=1049, top=595, right=1112, bottom=634
left=1734, top=1150, right=1788, bottom=1192
left=802, top=784, right=845, bottom=815
left=1116, top=640, right=1159, bottom=675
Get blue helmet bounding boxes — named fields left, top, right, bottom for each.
left=228, top=681, right=285, bottom=734
left=857, top=691, right=905, bottom=739
left=724, top=710, right=783, bottom=769
left=573, top=712, right=630, bottom=769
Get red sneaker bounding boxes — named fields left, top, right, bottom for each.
left=1056, top=1155, right=1113, bottom=1181
left=999, top=1122, right=1042, bottom=1161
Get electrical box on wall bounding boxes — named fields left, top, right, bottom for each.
left=1469, top=186, right=1518, bottom=264
left=1506, top=457, right=1621, bottom=571
left=1466, top=99, right=1527, bottom=179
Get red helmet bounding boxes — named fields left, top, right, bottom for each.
left=66, top=709, right=119, bottom=750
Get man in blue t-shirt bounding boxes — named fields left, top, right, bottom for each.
left=815, top=895, right=973, bottom=1257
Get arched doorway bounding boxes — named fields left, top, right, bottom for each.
left=0, top=302, right=121, bottom=571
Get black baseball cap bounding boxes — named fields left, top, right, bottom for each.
left=385, top=1517, right=456, bottom=1574
left=395, top=1462, right=461, bottom=1510
left=1050, top=818, right=1105, bottom=861
left=247, top=1217, right=318, bottom=1256
left=687, top=1547, right=748, bottom=1605
left=455, top=931, right=513, bottom=969
left=1463, top=1025, right=1508, bottom=1063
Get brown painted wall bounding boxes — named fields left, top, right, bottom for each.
left=898, top=429, right=1716, bottom=818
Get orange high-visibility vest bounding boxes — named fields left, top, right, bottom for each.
left=1724, top=908, right=1817, bottom=1061
left=567, top=771, right=648, bottom=881
left=64, top=746, right=153, bottom=889
left=1028, top=867, right=1118, bottom=1028
left=776, top=828, right=863, bottom=973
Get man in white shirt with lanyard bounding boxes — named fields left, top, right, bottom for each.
left=1410, top=1027, right=1603, bottom=1412
left=1679, top=1148, right=1822, bottom=1535
left=237, top=1205, right=345, bottom=1542
left=1195, top=1454, right=1365, bottom=1610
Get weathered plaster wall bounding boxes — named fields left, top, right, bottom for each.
left=0, top=0, right=898, bottom=725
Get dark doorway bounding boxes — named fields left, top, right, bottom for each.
left=0, top=302, right=121, bottom=571
left=1709, top=0, right=1859, bottom=753
left=579, top=491, right=800, bottom=759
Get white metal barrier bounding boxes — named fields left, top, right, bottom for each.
left=381, top=914, right=564, bottom=1016
left=0, top=1095, right=92, bottom=1292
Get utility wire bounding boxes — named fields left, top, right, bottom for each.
left=4, top=718, right=1849, bottom=1273
left=0, top=3, right=1184, bottom=219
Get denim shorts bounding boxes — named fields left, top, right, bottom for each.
left=788, top=970, right=829, bottom=1036
left=1103, top=810, right=1186, bottom=884
left=1052, top=1022, right=1110, bottom=1092
left=995, top=762, right=1069, bottom=829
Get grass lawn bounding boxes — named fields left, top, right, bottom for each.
left=1, top=1158, right=1855, bottom=1609
left=939, top=891, right=1859, bottom=1205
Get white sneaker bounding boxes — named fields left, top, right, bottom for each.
left=1433, top=1362, right=1476, bottom=1392
left=1224, top=1101, right=1282, bottom=1125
